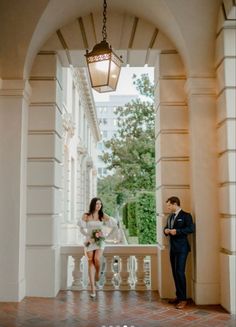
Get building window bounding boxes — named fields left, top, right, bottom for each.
left=98, top=118, right=107, bottom=125
left=98, top=167, right=108, bottom=177
left=98, top=142, right=104, bottom=151
left=98, top=107, right=107, bottom=113
left=98, top=168, right=102, bottom=175
left=102, top=130, right=108, bottom=138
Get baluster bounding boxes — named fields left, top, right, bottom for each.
left=135, top=255, right=146, bottom=290
left=103, top=254, right=115, bottom=290
left=71, top=254, right=83, bottom=290
left=119, top=255, right=130, bottom=290
left=129, top=256, right=137, bottom=288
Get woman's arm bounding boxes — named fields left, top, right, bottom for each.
left=77, top=214, right=90, bottom=237
left=103, top=214, right=119, bottom=239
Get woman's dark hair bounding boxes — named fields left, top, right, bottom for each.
left=166, top=196, right=180, bottom=206
left=87, top=197, right=104, bottom=221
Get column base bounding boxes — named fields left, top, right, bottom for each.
left=0, top=278, right=26, bottom=301
left=193, top=281, right=220, bottom=305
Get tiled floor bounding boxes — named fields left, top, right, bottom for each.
left=0, top=291, right=235, bottom=327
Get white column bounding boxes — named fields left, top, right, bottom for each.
left=26, top=53, right=63, bottom=296
left=0, top=79, right=31, bottom=300
left=185, top=77, right=220, bottom=304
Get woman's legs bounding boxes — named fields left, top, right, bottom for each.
left=94, top=249, right=103, bottom=282
left=86, top=250, right=96, bottom=294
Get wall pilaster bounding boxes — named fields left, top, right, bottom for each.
left=0, top=79, right=31, bottom=300
left=26, top=53, right=63, bottom=296
left=185, top=77, right=220, bottom=304
left=154, top=52, right=191, bottom=299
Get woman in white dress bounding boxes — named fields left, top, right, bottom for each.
left=78, top=197, right=118, bottom=298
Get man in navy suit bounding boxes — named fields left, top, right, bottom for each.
left=164, top=196, right=195, bottom=309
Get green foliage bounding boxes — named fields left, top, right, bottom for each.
left=122, top=203, right=128, bottom=228
left=97, top=174, right=122, bottom=217
left=101, top=73, right=155, bottom=193
left=136, top=192, right=156, bottom=244
left=127, top=201, right=137, bottom=236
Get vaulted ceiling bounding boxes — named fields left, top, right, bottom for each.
left=0, top=0, right=223, bottom=79
left=42, top=12, right=175, bottom=68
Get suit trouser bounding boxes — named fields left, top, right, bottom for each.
left=170, top=250, right=188, bottom=300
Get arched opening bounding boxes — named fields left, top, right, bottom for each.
left=26, top=10, right=191, bottom=301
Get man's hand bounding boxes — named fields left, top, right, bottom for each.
left=164, top=228, right=170, bottom=235
left=169, top=229, right=177, bottom=235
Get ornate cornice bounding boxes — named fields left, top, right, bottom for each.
left=72, top=67, right=101, bottom=142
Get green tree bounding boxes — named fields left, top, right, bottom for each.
left=102, top=73, right=155, bottom=193
left=97, top=173, right=130, bottom=217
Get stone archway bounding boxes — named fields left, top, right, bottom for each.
left=26, top=9, right=192, bottom=300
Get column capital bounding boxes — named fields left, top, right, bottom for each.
left=0, top=79, right=32, bottom=102
left=185, top=76, right=216, bottom=96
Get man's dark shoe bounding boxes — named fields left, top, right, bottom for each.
left=168, top=298, right=179, bottom=304
left=176, top=300, right=187, bottom=309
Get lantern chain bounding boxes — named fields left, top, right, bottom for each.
left=102, top=0, right=107, bottom=41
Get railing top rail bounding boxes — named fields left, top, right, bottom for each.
left=61, top=244, right=158, bottom=255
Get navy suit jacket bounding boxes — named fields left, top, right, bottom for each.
left=164, top=210, right=195, bottom=253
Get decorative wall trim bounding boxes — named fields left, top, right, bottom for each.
left=220, top=214, right=236, bottom=219
left=185, top=77, right=216, bottom=96
left=220, top=248, right=236, bottom=255
left=27, top=157, right=62, bottom=163
left=160, top=50, right=178, bottom=54
left=215, top=56, right=236, bottom=70
left=155, top=129, right=189, bottom=138
left=156, top=185, right=190, bottom=191
left=218, top=149, right=236, bottom=157
left=219, top=181, right=236, bottom=187
left=27, top=158, right=58, bottom=163
left=27, top=185, right=61, bottom=189
left=160, top=76, right=186, bottom=80
left=28, top=130, right=62, bottom=139
left=156, top=156, right=189, bottom=164
left=38, top=51, right=57, bottom=55
left=217, top=117, right=236, bottom=128
left=29, top=102, right=63, bottom=114
left=158, top=101, right=187, bottom=106
left=0, top=79, right=32, bottom=102
left=216, top=86, right=236, bottom=98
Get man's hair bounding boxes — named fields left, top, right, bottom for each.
left=166, top=196, right=180, bottom=206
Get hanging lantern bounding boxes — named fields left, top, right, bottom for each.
left=85, top=0, right=123, bottom=93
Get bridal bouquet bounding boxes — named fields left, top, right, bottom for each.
left=91, top=228, right=105, bottom=246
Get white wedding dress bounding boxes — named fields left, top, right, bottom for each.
left=77, top=216, right=118, bottom=252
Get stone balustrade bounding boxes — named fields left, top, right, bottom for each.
left=61, top=245, right=158, bottom=291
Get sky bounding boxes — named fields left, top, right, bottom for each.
left=92, top=66, right=154, bottom=101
